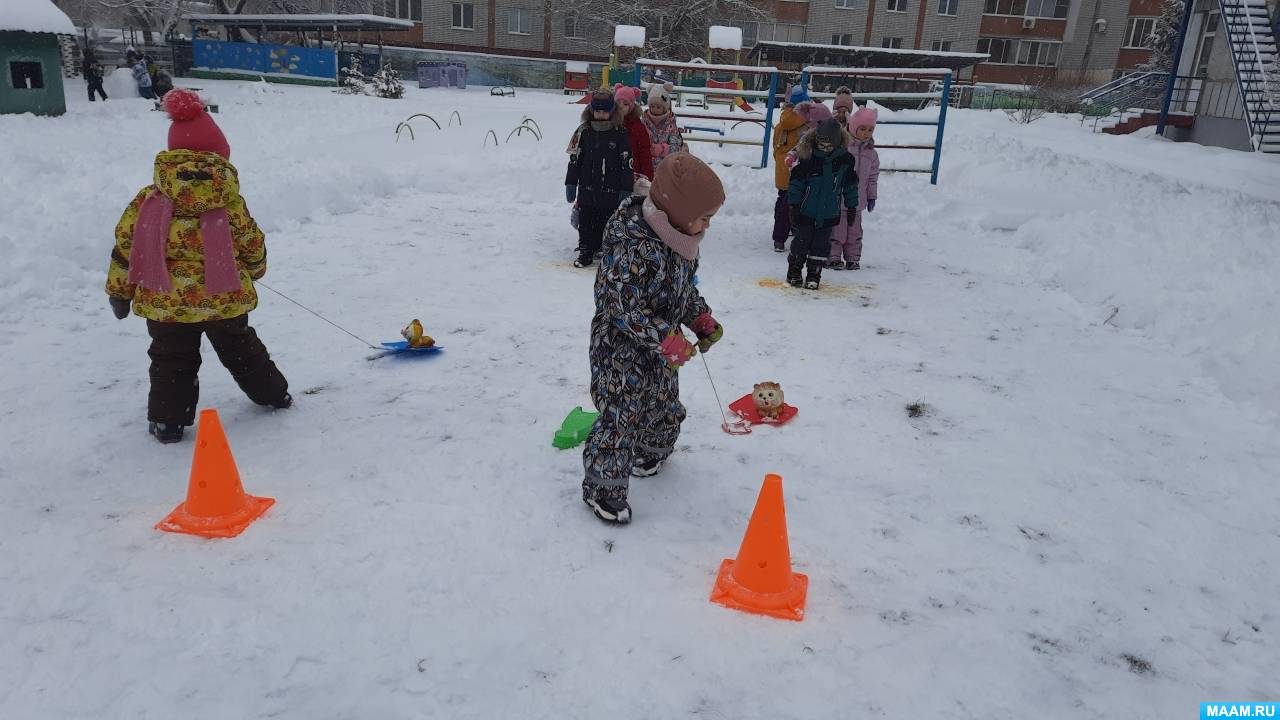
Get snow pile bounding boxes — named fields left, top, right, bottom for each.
left=614, top=24, right=646, bottom=48
left=709, top=25, right=743, bottom=51
left=0, top=0, right=75, bottom=35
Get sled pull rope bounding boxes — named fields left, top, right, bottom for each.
left=256, top=281, right=380, bottom=350
left=700, top=353, right=750, bottom=435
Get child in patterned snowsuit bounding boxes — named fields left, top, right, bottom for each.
left=581, top=153, right=727, bottom=524
left=566, top=90, right=634, bottom=268
left=786, top=118, right=859, bottom=290
left=106, top=89, right=289, bottom=444
left=828, top=106, right=880, bottom=271
left=641, top=82, right=683, bottom=167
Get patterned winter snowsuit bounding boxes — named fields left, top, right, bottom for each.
left=829, top=135, right=880, bottom=265
left=582, top=198, right=710, bottom=502
left=641, top=110, right=683, bottom=167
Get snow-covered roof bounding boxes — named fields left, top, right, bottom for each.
left=0, top=0, right=75, bottom=36
left=761, top=41, right=988, bottom=60
left=614, top=25, right=646, bottom=48
left=185, top=13, right=415, bottom=31
left=709, top=26, right=743, bottom=51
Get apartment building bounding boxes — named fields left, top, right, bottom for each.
left=319, top=0, right=1164, bottom=84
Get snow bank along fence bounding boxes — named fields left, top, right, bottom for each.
left=633, top=58, right=781, bottom=170
left=799, top=66, right=953, bottom=185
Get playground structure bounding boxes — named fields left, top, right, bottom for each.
left=797, top=66, right=953, bottom=185
left=634, top=58, right=780, bottom=169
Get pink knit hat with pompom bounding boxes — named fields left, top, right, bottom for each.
left=613, top=84, right=642, bottom=103
left=850, top=106, right=878, bottom=131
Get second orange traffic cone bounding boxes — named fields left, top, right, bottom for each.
left=156, top=408, right=274, bottom=539
left=710, top=473, right=808, bottom=621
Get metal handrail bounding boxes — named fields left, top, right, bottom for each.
left=1080, top=71, right=1164, bottom=103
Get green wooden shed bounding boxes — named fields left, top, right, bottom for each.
left=0, top=0, right=74, bottom=116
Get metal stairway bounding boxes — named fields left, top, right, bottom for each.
left=1219, top=0, right=1279, bottom=152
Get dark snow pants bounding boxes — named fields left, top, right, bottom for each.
left=146, top=314, right=288, bottom=426
left=772, top=190, right=791, bottom=244
left=790, top=221, right=834, bottom=264
left=583, top=351, right=685, bottom=499
left=87, top=79, right=107, bottom=101
left=577, top=204, right=619, bottom=259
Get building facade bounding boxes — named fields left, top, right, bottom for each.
left=328, top=0, right=1169, bottom=85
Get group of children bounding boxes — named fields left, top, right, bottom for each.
left=103, top=79, right=873, bottom=527
left=772, top=84, right=881, bottom=289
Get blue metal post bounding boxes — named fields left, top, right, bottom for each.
left=1157, top=0, right=1195, bottom=136
left=633, top=60, right=642, bottom=87
left=798, top=69, right=809, bottom=97
left=930, top=72, right=952, bottom=185
left=760, top=70, right=779, bottom=169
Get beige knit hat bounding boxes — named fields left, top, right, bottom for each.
left=650, top=153, right=726, bottom=231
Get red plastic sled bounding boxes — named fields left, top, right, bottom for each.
left=728, top=394, right=798, bottom=426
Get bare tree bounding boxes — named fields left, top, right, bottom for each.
left=558, top=0, right=767, bottom=62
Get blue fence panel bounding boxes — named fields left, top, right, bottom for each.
left=193, top=39, right=337, bottom=80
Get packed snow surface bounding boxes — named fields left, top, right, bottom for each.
left=0, top=0, right=75, bottom=35
left=1, top=79, right=1278, bottom=719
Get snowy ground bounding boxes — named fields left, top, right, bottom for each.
left=2, top=78, right=1278, bottom=719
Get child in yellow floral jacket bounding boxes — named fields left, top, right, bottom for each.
left=106, top=89, right=290, bottom=444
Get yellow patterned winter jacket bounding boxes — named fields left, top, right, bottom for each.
left=106, top=150, right=266, bottom=323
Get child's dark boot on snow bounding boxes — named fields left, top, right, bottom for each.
left=573, top=250, right=594, bottom=268
left=632, top=456, right=665, bottom=477
left=804, top=260, right=823, bottom=290
left=774, top=240, right=786, bottom=253
left=847, top=260, right=860, bottom=271
left=265, top=392, right=292, bottom=410
left=148, top=421, right=185, bottom=444
left=583, top=485, right=632, bottom=524
left=786, top=258, right=804, bottom=287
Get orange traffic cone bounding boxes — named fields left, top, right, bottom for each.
left=710, top=473, right=808, bottom=621
left=156, top=408, right=274, bottom=538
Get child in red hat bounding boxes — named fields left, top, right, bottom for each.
left=105, top=89, right=290, bottom=444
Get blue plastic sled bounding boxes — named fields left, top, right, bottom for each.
left=367, top=341, right=445, bottom=361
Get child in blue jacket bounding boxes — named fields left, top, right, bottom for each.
left=786, top=118, right=858, bottom=290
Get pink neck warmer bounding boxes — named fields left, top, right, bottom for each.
left=127, top=190, right=241, bottom=295
left=642, top=197, right=702, bottom=261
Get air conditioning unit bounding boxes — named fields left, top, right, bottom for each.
left=1023, top=17, right=1037, bottom=29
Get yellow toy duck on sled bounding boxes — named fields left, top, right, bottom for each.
left=401, top=319, right=435, bottom=349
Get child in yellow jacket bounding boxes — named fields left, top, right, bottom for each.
left=106, top=89, right=290, bottom=444
left=771, top=85, right=811, bottom=252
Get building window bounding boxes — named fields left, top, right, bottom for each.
left=1025, top=0, right=1069, bottom=18
left=1192, top=10, right=1218, bottom=76
left=937, top=0, right=958, bottom=14
left=9, top=61, right=44, bottom=90
left=831, top=33, right=854, bottom=45
left=565, top=14, right=582, bottom=38
left=836, top=0, right=857, bottom=7
left=743, top=21, right=806, bottom=45
left=977, top=36, right=1015, bottom=62
left=1124, top=17, right=1157, bottom=48
left=451, top=2, right=474, bottom=29
left=1015, top=39, right=1060, bottom=65
left=882, top=36, right=904, bottom=48
left=888, top=0, right=908, bottom=12
left=391, top=0, right=421, bottom=22
left=931, top=39, right=953, bottom=51
left=983, top=0, right=1025, bottom=15
left=507, top=7, right=532, bottom=34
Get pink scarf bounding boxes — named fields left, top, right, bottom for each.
left=642, top=197, right=702, bottom=261
left=128, top=191, right=241, bottom=295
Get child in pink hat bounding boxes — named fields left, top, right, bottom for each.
left=828, top=105, right=880, bottom=270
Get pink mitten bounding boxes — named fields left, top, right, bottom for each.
left=785, top=152, right=798, bottom=169
left=659, top=332, right=697, bottom=368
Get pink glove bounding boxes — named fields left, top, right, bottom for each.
left=659, top=332, right=697, bottom=368
left=691, top=312, right=723, bottom=353
left=653, top=142, right=669, bottom=157
left=785, top=152, right=798, bottom=169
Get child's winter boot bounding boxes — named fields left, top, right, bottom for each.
left=632, top=456, right=665, bottom=477
left=148, top=421, right=185, bottom=444
left=774, top=240, right=786, bottom=253
left=804, top=260, right=823, bottom=290
left=786, top=257, right=804, bottom=287
left=583, top=485, right=632, bottom=524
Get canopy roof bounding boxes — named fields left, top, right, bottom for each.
left=0, top=0, right=75, bottom=35
left=184, top=14, right=415, bottom=32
